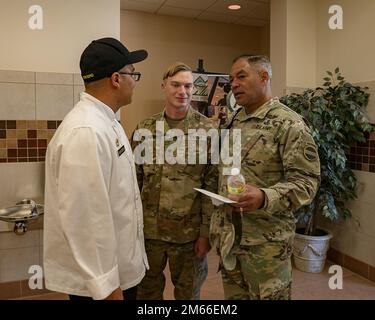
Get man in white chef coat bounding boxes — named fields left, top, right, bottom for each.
left=43, top=37, right=149, bottom=300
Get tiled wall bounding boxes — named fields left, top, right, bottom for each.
left=0, top=71, right=83, bottom=242
left=286, top=85, right=375, bottom=174
left=348, top=132, right=375, bottom=173
left=287, top=83, right=375, bottom=279
left=0, top=70, right=84, bottom=164
left=0, top=120, right=60, bottom=163
left=0, top=229, right=52, bottom=299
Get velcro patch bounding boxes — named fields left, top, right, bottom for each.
left=304, top=145, right=317, bottom=161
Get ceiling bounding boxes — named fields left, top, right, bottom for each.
left=120, top=0, right=270, bottom=27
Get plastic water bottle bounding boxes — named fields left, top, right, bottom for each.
left=227, top=168, right=246, bottom=195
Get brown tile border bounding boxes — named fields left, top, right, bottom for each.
left=20, top=279, right=51, bottom=297
left=327, top=248, right=374, bottom=282
left=344, top=255, right=370, bottom=279
left=0, top=120, right=58, bottom=163
left=370, top=266, right=375, bottom=283
left=348, top=133, right=375, bottom=173
left=327, top=247, right=344, bottom=266
left=0, top=281, right=21, bottom=300
left=0, top=279, right=53, bottom=300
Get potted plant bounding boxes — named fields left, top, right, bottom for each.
left=280, top=68, right=375, bottom=273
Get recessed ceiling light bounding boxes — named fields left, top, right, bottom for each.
left=228, top=4, right=241, bottom=10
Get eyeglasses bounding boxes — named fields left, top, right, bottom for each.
left=118, top=71, right=141, bottom=82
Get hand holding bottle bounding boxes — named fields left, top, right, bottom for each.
left=227, top=168, right=265, bottom=213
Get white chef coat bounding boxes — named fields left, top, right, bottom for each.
left=43, top=92, right=148, bottom=300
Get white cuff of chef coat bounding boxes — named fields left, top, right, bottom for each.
left=85, top=265, right=120, bottom=300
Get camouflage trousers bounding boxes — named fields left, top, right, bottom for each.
left=137, top=239, right=207, bottom=300
left=220, top=241, right=293, bottom=300
left=192, top=255, right=208, bottom=300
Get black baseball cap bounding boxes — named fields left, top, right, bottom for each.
left=80, top=37, right=148, bottom=83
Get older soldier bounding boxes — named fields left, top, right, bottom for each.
left=131, top=62, right=216, bottom=300
left=210, top=55, right=320, bottom=300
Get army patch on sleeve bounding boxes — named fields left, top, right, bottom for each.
left=304, top=145, right=317, bottom=161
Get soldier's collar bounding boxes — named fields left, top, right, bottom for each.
left=159, top=106, right=193, bottom=132
left=160, top=106, right=192, bottom=121
left=237, top=97, right=279, bottom=122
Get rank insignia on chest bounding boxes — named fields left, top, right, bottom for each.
left=117, top=145, right=125, bottom=157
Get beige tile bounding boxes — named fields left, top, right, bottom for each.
left=349, top=232, right=375, bottom=267
left=47, top=130, right=56, bottom=140
left=0, top=162, right=45, bottom=210
left=37, top=121, right=47, bottom=130
left=0, top=230, right=40, bottom=250
left=7, top=129, right=17, bottom=139
left=362, top=164, right=370, bottom=172
left=16, top=121, right=27, bottom=129
left=73, top=73, right=84, bottom=86
left=0, top=148, right=6, bottom=157
left=322, top=222, right=354, bottom=257
left=0, top=83, right=35, bottom=120
left=17, top=130, right=27, bottom=139
left=38, top=129, right=48, bottom=139
left=0, top=219, right=13, bottom=232
left=36, top=84, right=73, bottom=120
left=7, top=139, right=17, bottom=148
left=36, top=72, right=73, bottom=85
left=0, top=246, right=40, bottom=282
left=0, top=139, right=6, bottom=148
left=0, top=70, right=35, bottom=83
left=27, top=121, right=37, bottom=129
left=353, top=171, right=375, bottom=206
left=74, top=85, right=85, bottom=105
left=349, top=203, right=375, bottom=239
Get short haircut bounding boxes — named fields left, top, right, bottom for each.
left=162, top=62, right=192, bottom=80
left=233, top=54, right=272, bottom=80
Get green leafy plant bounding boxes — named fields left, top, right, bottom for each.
left=280, top=68, right=375, bottom=236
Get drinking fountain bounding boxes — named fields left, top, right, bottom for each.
left=0, top=199, right=44, bottom=235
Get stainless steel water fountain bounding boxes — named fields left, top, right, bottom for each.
left=0, top=199, right=44, bottom=235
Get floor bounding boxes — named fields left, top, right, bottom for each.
left=16, top=250, right=375, bottom=300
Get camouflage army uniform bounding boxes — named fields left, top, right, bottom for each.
left=210, top=98, right=320, bottom=300
left=131, top=107, right=217, bottom=300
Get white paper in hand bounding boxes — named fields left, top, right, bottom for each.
left=194, top=188, right=237, bottom=206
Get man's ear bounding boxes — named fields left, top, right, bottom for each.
left=110, top=72, right=121, bottom=88
left=260, top=71, right=270, bottom=82
left=161, top=81, right=166, bottom=90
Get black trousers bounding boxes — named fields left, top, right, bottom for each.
left=69, top=286, right=137, bottom=300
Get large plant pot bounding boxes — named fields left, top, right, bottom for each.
left=293, top=228, right=333, bottom=273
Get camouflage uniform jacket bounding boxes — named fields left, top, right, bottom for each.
left=210, top=98, right=321, bottom=269
left=131, top=107, right=217, bottom=244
